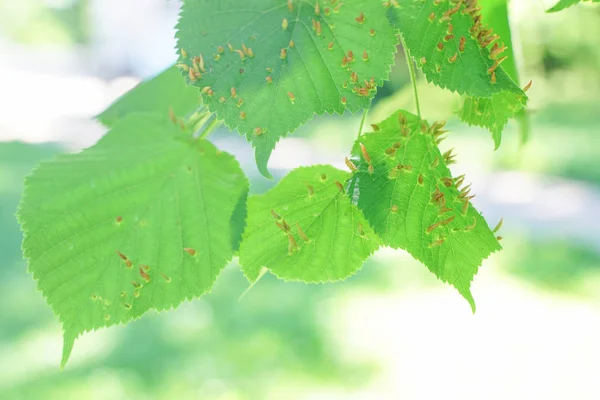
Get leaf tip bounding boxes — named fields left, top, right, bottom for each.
left=60, top=329, right=77, bottom=369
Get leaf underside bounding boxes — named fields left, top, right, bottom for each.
left=240, top=165, right=381, bottom=283
left=176, top=0, right=399, bottom=177
left=389, top=0, right=527, bottom=146
left=18, top=114, right=248, bottom=367
left=547, top=0, right=600, bottom=13
left=97, top=66, right=201, bottom=127
left=350, top=110, right=502, bottom=311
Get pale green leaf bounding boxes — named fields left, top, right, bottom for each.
left=388, top=0, right=527, bottom=146
left=18, top=113, right=248, bottom=367
left=351, top=110, right=502, bottom=311
left=97, top=66, right=201, bottom=127
left=176, top=0, right=398, bottom=177
left=459, top=91, right=524, bottom=149
left=472, top=0, right=531, bottom=145
left=239, top=165, right=381, bottom=283
left=547, top=0, right=600, bottom=13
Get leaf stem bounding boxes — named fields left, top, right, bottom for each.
left=401, top=37, right=421, bottom=119
left=357, top=105, right=370, bottom=138
left=198, top=115, right=221, bottom=139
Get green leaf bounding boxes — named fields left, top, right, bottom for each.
left=351, top=110, right=502, bottom=311
left=239, top=165, right=381, bottom=283
left=18, top=113, right=248, bottom=367
left=176, top=0, right=399, bottom=177
left=547, top=0, right=600, bottom=13
left=388, top=0, right=527, bottom=146
left=97, top=66, right=201, bottom=127
left=460, top=0, right=530, bottom=148
left=458, top=91, right=524, bottom=149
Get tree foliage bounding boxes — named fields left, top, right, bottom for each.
left=18, top=0, right=549, bottom=366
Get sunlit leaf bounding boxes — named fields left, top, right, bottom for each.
left=350, top=110, right=502, bottom=311
left=18, top=113, right=248, bottom=367
left=240, top=165, right=381, bottom=282
left=176, top=0, right=398, bottom=177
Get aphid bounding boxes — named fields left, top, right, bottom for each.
left=345, top=157, right=358, bottom=172
left=347, top=50, right=354, bottom=62
left=418, top=174, right=424, bottom=185
left=297, top=223, right=310, bottom=242
left=430, top=239, right=445, bottom=247
left=359, top=143, right=371, bottom=163
left=240, top=111, right=246, bottom=119
left=287, top=92, right=296, bottom=104
left=116, top=250, right=127, bottom=261
left=391, top=205, right=399, bottom=213
left=363, top=51, right=369, bottom=61
left=116, top=216, right=123, bottom=223
left=465, top=217, right=477, bottom=231
left=431, top=157, right=439, bottom=168
left=428, top=12, right=435, bottom=21
left=254, top=127, right=263, bottom=136
left=328, top=41, right=334, bottom=50
left=420, top=57, right=427, bottom=64
left=368, top=164, right=375, bottom=174
left=335, top=181, right=345, bottom=192
left=444, top=34, right=454, bottom=42
left=282, top=18, right=289, bottom=30
left=217, top=46, right=224, bottom=54
left=524, top=80, right=533, bottom=92
left=184, top=248, right=197, bottom=256
left=491, top=71, right=497, bottom=83
left=188, top=68, right=197, bottom=82
left=440, top=215, right=455, bottom=226
left=448, top=53, right=458, bottom=63
left=237, top=98, right=244, bottom=107
left=161, top=273, right=172, bottom=283
left=289, top=40, right=295, bottom=48
left=271, top=210, right=282, bottom=220
left=288, top=233, right=298, bottom=253
left=280, top=48, right=287, bottom=59
left=459, top=36, right=466, bottom=52
left=437, top=42, right=444, bottom=51
left=266, top=76, right=273, bottom=84
left=427, top=221, right=441, bottom=233
left=351, top=71, right=358, bottom=83
left=315, top=1, right=320, bottom=15
left=230, top=87, right=237, bottom=98
left=235, top=49, right=245, bottom=60
left=288, top=0, right=294, bottom=12
left=357, top=223, right=366, bottom=236
left=371, top=124, right=380, bottom=131
left=175, top=63, right=189, bottom=72
left=370, top=29, right=376, bottom=36
left=180, top=48, right=188, bottom=59
left=228, top=43, right=234, bottom=52
left=307, top=185, right=315, bottom=196
left=282, top=219, right=291, bottom=231
left=341, top=97, right=347, bottom=105
left=276, top=222, right=288, bottom=232
left=316, top=21, right=322, bottom=36
left=461, top=200, right=470, bottom=215
left=140, top=267, right=151, bottom=283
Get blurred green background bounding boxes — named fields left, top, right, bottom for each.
left=1, top=1, right=600, bottom=399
